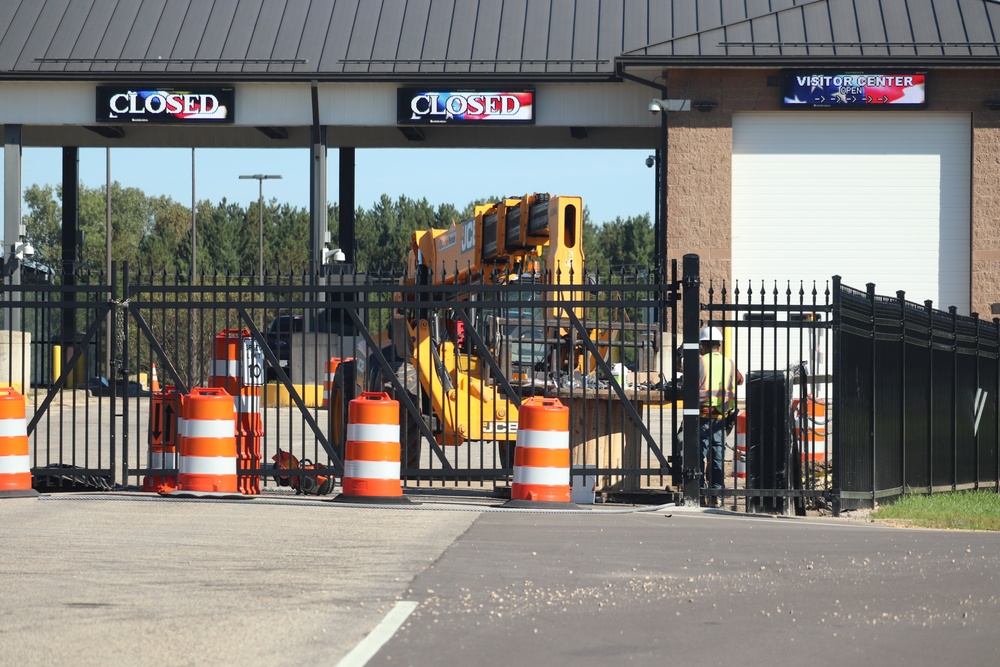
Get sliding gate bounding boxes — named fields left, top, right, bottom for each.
left=3, top=261, right=682, bottom=499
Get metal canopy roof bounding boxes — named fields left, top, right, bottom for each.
left=2, top=0, right=999, bottom=84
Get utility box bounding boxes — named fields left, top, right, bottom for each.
left=745, top=370, right=791, bottom=513
left=0, top=330, right=31, bottom=393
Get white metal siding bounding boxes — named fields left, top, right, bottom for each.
left=732, top=111, right=971, bottom=313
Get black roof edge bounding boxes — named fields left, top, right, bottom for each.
left=0, top=71, right=620, bottom=85
left=615, top=55, right=1000, bottom=70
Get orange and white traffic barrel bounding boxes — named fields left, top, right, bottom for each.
left=332, top=392, right=410, bottom=504
left=793, top=396, right=828, bottom=464
left=209, top=329, right=247, bottom=396
left=143, top=385, right=179, bottom=493
left=506, top=398, right=572, bottom=506
left=209, top=329, right=262, bottom=494
left=731, top=411, right=746, bottom=480
left=167, top=387, right=244, bottom=498
left=0, top=387, right=37, bottom=498
left=322, top=357, right=343, bottom=409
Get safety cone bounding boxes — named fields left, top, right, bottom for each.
left=0, top=387, right=38, bottom=498
left=505, top=398, right=575, bottom=509
left=150, top=363, right=160, bottom=393
left=330, top=392, right=411, bottom=504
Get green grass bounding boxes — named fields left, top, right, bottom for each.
left=871, top=491, right=1000, bottom=531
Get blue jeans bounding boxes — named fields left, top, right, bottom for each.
left=699, top=417, right=726, bottom=492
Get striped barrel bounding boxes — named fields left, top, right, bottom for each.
left=731, top=411, right=746, bottom=479
left=511, top=398, right=571, bottom=503
left=793, top=396, right=828, bottom=464
left=209, top=329, right=261, bottom=494
left=174, top=387, right=238, bottom=495
left=322, top=357, right=343, bottom=409
left=0, top=387, right=36, bottom=497
left=340, top=392, right=402, bottom=498
left=208, top=329, right=247, bottom=395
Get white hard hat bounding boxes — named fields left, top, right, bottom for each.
left=699, top=326, right=724, bottom=342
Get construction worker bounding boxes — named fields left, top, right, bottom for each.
left=699, top=326, right=743, bottom=507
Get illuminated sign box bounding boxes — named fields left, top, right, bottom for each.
left=781, top=71, right=927, bottom=109
left=96, top=86, right=235, bottom=123
left=397, top=89, right=534, bottom=125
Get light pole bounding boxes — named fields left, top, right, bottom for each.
left=239, top=173, right=282, bottom=285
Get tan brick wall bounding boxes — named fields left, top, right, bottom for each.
left=662, top=67, right=1000, bottom=317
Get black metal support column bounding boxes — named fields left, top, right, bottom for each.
left=61, top=147, right=80, bottom=343
left=339, top=147, right=356, bottom=265
left=658, top=90, right=668, bottom=269
left=682, top=253, right=702, bottom=506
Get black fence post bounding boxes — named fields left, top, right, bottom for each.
left=950, top=305, right=958, bottom=491
left=682, top=254, right=701, bottom=506
left=973, top=312, right=980, bottom=490
left=831, top=275, right=842, bottom=515
left=867, top=283, right=877, bottom=508
left=897, top=290, right=906, bottom=496
left=926, top=300, right=934, bottom=494
left=996, top=317, right=1000, bottom=493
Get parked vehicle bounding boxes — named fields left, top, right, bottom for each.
left=78, top=376, right=150, bottom=397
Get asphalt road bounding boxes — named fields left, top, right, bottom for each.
left=2, top=494, right=997, bottom=667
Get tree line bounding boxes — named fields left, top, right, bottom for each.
left=21, top=183, right=656, bottom=276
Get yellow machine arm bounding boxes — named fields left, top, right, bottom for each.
left=399, top=193, right=587, bottom=446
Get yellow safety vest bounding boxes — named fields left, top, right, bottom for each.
left=699, top=351, right=737, bottom=415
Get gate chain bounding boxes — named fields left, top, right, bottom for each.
left=109, top=298, right=130, bottom=371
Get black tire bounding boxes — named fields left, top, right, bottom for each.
left=372, top=357, right=424, bottom=473
left=329, top=360, right=358, bottom=464
left=392, top=361, right=424, bottom=473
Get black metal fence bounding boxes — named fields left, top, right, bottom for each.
left=835, top=279, right=1000, bottom=509
left=5, top=255, right=996, bottom=511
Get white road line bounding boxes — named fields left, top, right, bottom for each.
left=335, top=600, right=418, bottom=667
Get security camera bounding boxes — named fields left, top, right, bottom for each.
left=14, top=242, right=33, bottom=259
left=645, top=155, right=655, bottom=169
left=648, top=100, right=662, bottom=114
left=323, top=248, right=346, bottom=263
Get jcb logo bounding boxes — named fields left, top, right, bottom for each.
left=483, top=421, right=518, bottom=435
left=460, top=219, right=476, bottom=253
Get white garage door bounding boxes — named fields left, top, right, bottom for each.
left=732, top=111, right=970, bottom=313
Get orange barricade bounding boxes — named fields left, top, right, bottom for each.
left=143, top=385, right=179, bottom=492
left=0, top=387, right=37, bottom=497
left=333, top=392, right=409, bottom=503
left=731, top=411, right=746, bottom=479
left=509, top=398, right=571, bottom=504
left=168, top=387, right=240, bottom=497
left=236, top=383, right=263, bottom=494
left=793, top=396, right=828, bottom=463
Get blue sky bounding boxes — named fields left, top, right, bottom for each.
left=7, top=147, right=655, bottom=229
